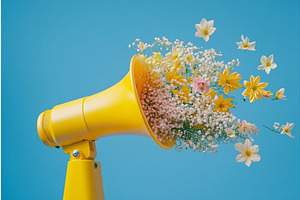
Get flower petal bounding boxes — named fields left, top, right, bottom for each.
left=261, top=56, right=267, bottom=64
left=235, top=143, right=245, bottom=152
left=251, top=145, right=259, bottom=153
left=245, top=158, right=252, bottom=167
left=250, top=153, right=261, bottom=162
left=269, top=54, right=274, bottom=63
left=244, top=139, right=251, bottom=149
left=206, top=20, right=214, bottom=29
left=236, top=154, right=246, bottom=162
left=209, top=27, right=216, bottom=35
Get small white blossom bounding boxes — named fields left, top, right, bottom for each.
left=281, top=123, right=294, bottom=138
left=236, top=35, right=255, bottom=51
left=195, top=18, right=216, bottom=42
left=258, top=54, right=277, bottom=74
left=225, top=127, right=236, bottom=138
left=137, top=41, right=147, bottom=52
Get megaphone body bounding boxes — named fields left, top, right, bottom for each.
left=37, top=55, right=175, bottom=200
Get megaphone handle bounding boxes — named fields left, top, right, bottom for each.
left=62, top=141, right=105, bottom=200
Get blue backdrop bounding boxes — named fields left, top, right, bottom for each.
left=2, top=0, right=299, bottom=199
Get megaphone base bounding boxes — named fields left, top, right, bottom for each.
left=62, top=140, right=104, bottom=200
left=63, top=160, right=105, bottom=200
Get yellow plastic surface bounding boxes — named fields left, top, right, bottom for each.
left=37, top=55, right=175, bottom=149
left=63, top=160, right=104, bottom=200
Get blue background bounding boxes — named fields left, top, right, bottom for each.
left=2, top=0, right=299, bottom=199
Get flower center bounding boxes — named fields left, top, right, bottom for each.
left=266, top=61, right=271, bottom=67
left=284, top=128, right=290, bottom=133
left=245, top=150, right=251, bottom=157
left=243, top=43, right=249, bottom=48
left=203, top=29, right=209, bottom=35
left=174, top=55, right=179, bottom=60
left=219, top=104, right=223, bottom=108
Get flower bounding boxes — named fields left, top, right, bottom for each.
left=184, top=53, right=195, bottom=65
left=262, top=90, right=273, bottom=98
left=275, top=88, right=286, bottom=100
left=165, top=70, right=185, bottom=86
left=218, top=68, right=243, bottom=94
left=238, top=120, right=249, bottom=135
left=242, top=75, right=268, bottom=103
left=258, top=54, right=277, bottom=74
left=213, top=95, right=233, bottom=113
left=235, top=139, right=261, bottom=167
left=280, top=123, right=294, bottom=138
left=166, top=46, right=183, bottom=61
left=195, top=18, right=216, bottom=42
left=172, top=85, right=191, bottom=103
left=205, top=88, right=218, bottom=99
left=137, top=41, right=147, bottom=51
left=153, top=52, right=162, bottom=63
left=225, top=127, right=236, bottom=138
left=191, top=76, right=210, bottom=94
left=236, top=35, right=256, bottom=51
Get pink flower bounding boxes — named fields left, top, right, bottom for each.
left=191, top=77, right=210, bottom=94
left=238, top=120, right=247, bottom=134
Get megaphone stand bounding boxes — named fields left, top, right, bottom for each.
left=62, top=140, right=105, bottom=200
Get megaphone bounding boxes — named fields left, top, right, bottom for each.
left=37, top=55, right=176, bottom=200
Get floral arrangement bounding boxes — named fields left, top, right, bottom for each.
left=129, top=18, right=295, bottom=167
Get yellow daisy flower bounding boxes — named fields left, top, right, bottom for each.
left=218, top=68, right=243, bottom=93
left=165, top=71, right=185, bottom=86
left=242, top=75, right=268, bottom=103
left=205, top=88, right=218, bottom=99
left=172, top=85, right=191, bottom=103
left=213, top=95, right=233, bottom=113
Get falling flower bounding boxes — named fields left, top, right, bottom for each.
left=195, top=18, right=216, bottom=42
left=218, top=68, right=243, bottom=94
left=235, top=139, right=261, bottom=167
left=275, top=88, right=286, bottom=100
left=280, top=123, right=294, bottom=138
left=258, top=54, right=277, bottom=74
left=242, top=75, right=268, bottom=103
left=137, top=41, right=147, bottom=52
left=191, top=76, right=210, bottom=94
left=213, top=95, right=233, bottom=113
left=236, top=35, right=256, bottom=51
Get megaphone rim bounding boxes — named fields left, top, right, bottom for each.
left=129, top=55, right=175, bottom=150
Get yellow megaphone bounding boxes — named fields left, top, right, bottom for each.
left=37, top=55, right=175, bottom=200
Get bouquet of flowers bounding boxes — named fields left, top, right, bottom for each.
left=129, top=18, right=295, bottom=167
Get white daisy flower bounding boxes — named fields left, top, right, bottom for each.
left=195, top=18, right=216, bottom=42
left=235, top=139, right=261, bottom=167
left=281, top=123, right=294, bottom=138
left=258, top=54, right=277, bottom=74
left=236, top=35, right=256, bottom=51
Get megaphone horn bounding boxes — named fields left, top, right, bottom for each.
left=37, top=55, right=176, bottom=149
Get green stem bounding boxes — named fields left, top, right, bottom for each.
left=262, top=125, right=280, bottom=134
